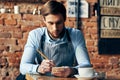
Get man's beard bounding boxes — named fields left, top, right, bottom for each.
left=48, top=28, right=65, bottom=39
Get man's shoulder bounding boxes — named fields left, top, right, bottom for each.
left=29, top=27, right=46, bottom=34
left=66, top=27, right=81, bottom=34
left=66, top=27, right=83, bottom=41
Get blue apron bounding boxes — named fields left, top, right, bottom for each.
left=38, top=29, right=77, bottom=66
left=38, top=29, right=77, bottom=75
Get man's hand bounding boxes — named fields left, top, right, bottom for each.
left=37, top=60, right=55, bottom=74
left=51, top=66, right=74, bottom=77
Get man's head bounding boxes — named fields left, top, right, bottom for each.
left=40, top=0, right=66, bottom=21
left=40, top=0, right=66, bottom=39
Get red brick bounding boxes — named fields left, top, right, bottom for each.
left=0, top=13, right=9, bottom=19
left=85, top=21, right=97, bottom=26
left=12, top=32, right=23, bottom=39
left=7, top=53, right=20, bottom=67
left=0, top=57, right=7, bottom=67
left=91, top=34, right=98, bottom=39
left=18, top=39, right=27, bottom=48
left=86, top=40, right=94, bottom=46
left=9, top=45, right=22, bottom=53
left=81, top=18, right=90, bottom=22
left=68, top=17, right=76, bottom=21
left=91, top=58, right=108, bottom=63
left=39, top=21, right=46, bottom=27
left=23, top=32, right=29, bottom=39
left=0, top=26, right=21, bottom=32
left=20, top=20, right=39, bottom=27
left=0, top=32, right=11, bottom=38
left=4, top=19, right=17, bottom=26
left=65, top=21, right=74, bottom=28
left=104, top=63, right=113, bottom=70
left=0, top=19, right=4, bottom=25
left=1, top=76, right=11, bottom=80
left=13, top=69, right=20, bottom=79
left=0, top=13, right=21, bottom=20
left=93, top=63, right=105, bottom=69
left=90, top=16, right=98, bottom=22
left=82, top=28, right=89, bottom=34
left=34, top=21, right=41, bottom=27
left=15, top=52, right=23, bottom=59
left=0, top=46, right=9, bottom=51
left=84, top=34, right=91, bottom=39
left=23, top=14, right=43, bottom=21
left=21, top=25, right=38, bottom=32
left=11, top=14, right=22, bottom=20
left=109, top=57, right=119, bottom=65
left=89, top=28, right=98, bottom=34
left=106, top=69, right=120, bottom=79
left=0, top=38, right=16, bottom=45
left=87, top=46, right=98, bottom=52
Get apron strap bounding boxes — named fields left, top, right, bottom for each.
left=66, top=29, right=77, bottom=66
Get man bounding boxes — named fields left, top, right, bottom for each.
left=20, top=0, right=92, bottom=78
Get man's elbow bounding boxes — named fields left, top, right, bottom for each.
left=19, top=64, right=26, bottom=75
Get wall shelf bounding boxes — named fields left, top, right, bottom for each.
left=0, top=0, right=47, bottom=3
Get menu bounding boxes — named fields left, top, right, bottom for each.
left=98, top=0, right=120, bottom=54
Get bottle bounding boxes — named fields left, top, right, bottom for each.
left=0, top=8, right=6, bottom=13
left=14, top=5, right=20, bottom=14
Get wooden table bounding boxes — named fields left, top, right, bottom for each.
left=26, top=74, right=98, bottom=80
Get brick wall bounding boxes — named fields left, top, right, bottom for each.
left=0, top=0, right=120, bottom=79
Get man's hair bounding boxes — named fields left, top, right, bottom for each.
left=40, top=0, right=66, bottom=21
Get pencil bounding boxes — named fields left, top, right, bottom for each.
left=36, top=49, right=48, bottom=60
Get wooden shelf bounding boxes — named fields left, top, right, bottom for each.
left=0, top=0, right=47, bottom=3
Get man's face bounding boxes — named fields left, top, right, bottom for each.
left=44, top=13, right=65, bottom=38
